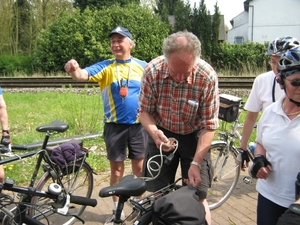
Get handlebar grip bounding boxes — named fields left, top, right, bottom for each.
left=70, top=195, right=97, bottom=207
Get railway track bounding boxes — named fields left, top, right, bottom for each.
left=0, top=77, right=255, bottom=89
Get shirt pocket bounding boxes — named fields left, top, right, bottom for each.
left=182, top=100, right=199, bottom=122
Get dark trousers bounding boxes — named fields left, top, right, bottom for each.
left=257, top=193, right=288, bottom=225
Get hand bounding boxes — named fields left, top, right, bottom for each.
left=154, top=130, right=175, bottom=152
left=64, top=59, right=79, bottom=73
left=1, top=135, right=11, bottom=145
left=184, top=166, right=201, bottom=188
left=238, top=148, right=250, bottom=171
left=250, top=155, right=272, bottom=179
left=1, top=135, right=12, bottom=153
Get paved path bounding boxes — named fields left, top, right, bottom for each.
left=75, top=169, right=258, bottom=225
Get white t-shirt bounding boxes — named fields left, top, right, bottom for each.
left=244, top=71, right=284, bottom=113
left=256, top=96, right=300, bottom=207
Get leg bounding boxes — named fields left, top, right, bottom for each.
left=103, top=124, right=128, bottom=206
left=203, top=199, right=211, bottom=225
left=131, top=158, right=143, bottom=177
left=130, top=158, right=144, bottom=200
left=179, top=131, right=212, bottom=224
left=128, top=123, right=147, bottom=178
left=110, top=160, right=125, bottom=202
left=142, top=135, right=179, bottom=191
left=0, top=165, right=4, bottom=183
left=257, top=193, right=288, bottom=225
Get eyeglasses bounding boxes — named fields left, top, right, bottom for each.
left=269, top=60, right=278, bottom=67
left=285, top=78, right=300, bottom=87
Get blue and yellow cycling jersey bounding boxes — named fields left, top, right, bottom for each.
left=86, top=57, right=146, bottom=124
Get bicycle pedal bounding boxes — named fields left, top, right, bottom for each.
left=243, top=176, right=252, bottom=184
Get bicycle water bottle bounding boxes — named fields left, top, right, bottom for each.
left=248, top=142, right=256, bottom=154
left=295, top=172, right=300, bottom=200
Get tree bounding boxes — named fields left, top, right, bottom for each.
left=211, top=2, right=221, bottom=66
left=73, top=0, right=140, bottom=12
left=155, top=0, right=183, bottom=25
left=0, top=0, right=14, bottom=54
left=11, top=0, right=31, bottom=54
left=173, top=1, right=192, bottom=32
left=33, top=3, right=170, bottom=72
left=0, top=0, right=74, bottom=56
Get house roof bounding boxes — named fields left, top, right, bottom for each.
left=243, top=0, right=253, bottom=11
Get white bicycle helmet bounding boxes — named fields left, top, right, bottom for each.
left=278, top=46, right=300, bottom=78
left=265, top=36, right=299, bottom=56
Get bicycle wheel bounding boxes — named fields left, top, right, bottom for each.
left=29, top=161, right=93, bottom=225
left=207, top=142, right=240, bottom=210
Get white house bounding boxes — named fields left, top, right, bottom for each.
left=227, top=0, right=300, bottom=44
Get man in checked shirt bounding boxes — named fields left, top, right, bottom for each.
left=138, top=31, right=219, bottom=225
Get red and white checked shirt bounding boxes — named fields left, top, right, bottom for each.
left=138, top=56, right=219, bottom=135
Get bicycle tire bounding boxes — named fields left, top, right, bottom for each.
left=29, top=161, right=93, bottom=225
left=207, top=141, right=240, bottom=210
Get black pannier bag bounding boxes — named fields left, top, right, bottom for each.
left=218, top=93, right=242, bottom=123
left=152, top=185, right=207, bottom=225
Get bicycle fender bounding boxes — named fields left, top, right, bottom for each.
left=210, top=140, right=227, bottom=146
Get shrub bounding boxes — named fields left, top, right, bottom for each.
left=0, top=55, right=34, bottom=76
left=33, top=4, right=170, bottom=72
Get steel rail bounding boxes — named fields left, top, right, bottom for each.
left=0, top=77, right=255, bottom=89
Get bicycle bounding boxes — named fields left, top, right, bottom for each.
left=99, top=140, right=180, bottom=225
left=0, top=120, right=96, bottom=225
left=99, top=174, right=184, bottom=225
left=99, top=138, right=209, bottom=225
left=207, top=93, right=255, bottom=210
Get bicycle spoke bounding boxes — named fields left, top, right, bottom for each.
left=29, top=162, right=93, bottom=225
left=207, top=143, right=240, bottom=210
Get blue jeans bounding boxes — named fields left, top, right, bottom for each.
left=257, top=193, right=288, bottom=225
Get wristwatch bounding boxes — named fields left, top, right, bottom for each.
left=289, top=204, right=300, bottom=215
left=191, top=161, right=201, bottom=170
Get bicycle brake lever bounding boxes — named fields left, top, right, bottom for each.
left=57, top=194, right=70, bottom=215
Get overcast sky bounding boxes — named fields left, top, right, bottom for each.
left=189, top=0, right=245, bottom=28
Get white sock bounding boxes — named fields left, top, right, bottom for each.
left=113, top=202, right=118, bottom=210
left=113, top=202, right=125, bottom=217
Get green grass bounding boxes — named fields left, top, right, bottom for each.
left=217, top=97, right=259, bottom=146
left=2, top=86, right=109, bottom=184
left=2, top=88, right=257, bottom=185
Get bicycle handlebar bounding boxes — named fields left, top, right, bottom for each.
left=0, top=181, right=97, bottom=207
left=70, top=194, right=97, bottom=207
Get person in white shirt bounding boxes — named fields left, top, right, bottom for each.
left=250, top=46, right=300, bottom=225
left=239, top=36, right=299, bottom=170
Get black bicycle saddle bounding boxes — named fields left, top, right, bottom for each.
left=36, top=120, right=69, bottom=133
left=99, top=175, right=147, bottom=198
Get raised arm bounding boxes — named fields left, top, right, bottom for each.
left=64, top=59, right=89, bottom=81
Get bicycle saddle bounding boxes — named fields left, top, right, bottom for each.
left=99, top=175, right=147, bottom=198
left=36, top=120, right=69, bottom=133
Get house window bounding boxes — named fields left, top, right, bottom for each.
left=234, top=36, right=244, bottom=44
